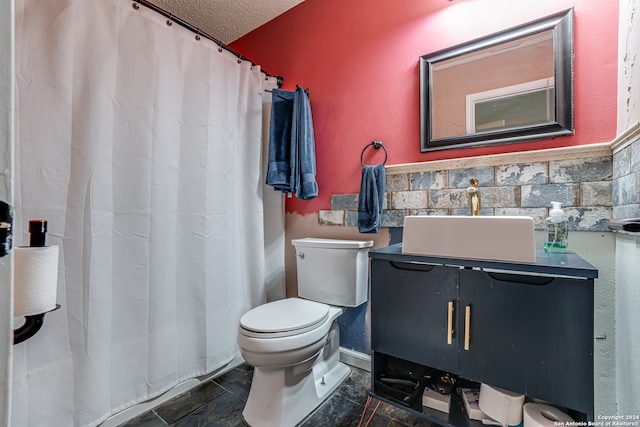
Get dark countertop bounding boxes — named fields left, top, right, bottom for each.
left=369, top=243, right=598, bottom=279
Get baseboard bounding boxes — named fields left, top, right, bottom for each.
left=340, top=347, right=371, bottom=372
left=99, top=354, right=245, bottom=426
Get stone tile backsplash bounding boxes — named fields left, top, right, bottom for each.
left=320, top=149, right=621, bottom=231
left=612, top=135, right=640, bottom=219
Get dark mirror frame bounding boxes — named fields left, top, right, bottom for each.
left=420, top=9, right=574, bottom=152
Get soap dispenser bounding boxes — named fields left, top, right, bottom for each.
left=544, top=201, right=568, bottom=253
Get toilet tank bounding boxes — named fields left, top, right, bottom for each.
left=292, top=238, right=374, bottom=307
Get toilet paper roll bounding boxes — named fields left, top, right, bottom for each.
left=479, top=383, right=525, bottom=426
left=14, top=246, right=59, bottom=317
left=523, top=403, right=573, bottom=427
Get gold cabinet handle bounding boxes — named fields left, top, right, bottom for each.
left=464, top=305, right=471, bottom=351
left=447, top=301, right=455, bottom=345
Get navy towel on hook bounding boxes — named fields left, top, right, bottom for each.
left=358, top=164, right=386, bottom=233
left=266, top=89, right=295, bottom=192
left=266, top=86, right=318, bottom=200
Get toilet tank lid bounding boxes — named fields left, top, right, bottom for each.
left=292, top=238, right=374, bottom=249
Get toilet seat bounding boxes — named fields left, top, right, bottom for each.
left=239, top=298, right=329, bottom=338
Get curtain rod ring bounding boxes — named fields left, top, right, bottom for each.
left=360, top=140, right=388, bottom=167
left=166, top=14, right=173, bottom=26
left=195, top=29, right=201, bottom=41
left=132, top=2, right=140, bottom=10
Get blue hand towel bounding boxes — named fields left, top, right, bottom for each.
left=266, top=89, right=295, bottom=192
left=358, top=164, right=386, bottom=233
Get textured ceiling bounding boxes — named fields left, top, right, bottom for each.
left=145, top=0, right=306, bottom=44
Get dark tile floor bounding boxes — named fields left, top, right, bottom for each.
left=119, top=363, right=434, bottom=427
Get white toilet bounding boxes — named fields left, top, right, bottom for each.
left=238, top=237, right=373, bottom=427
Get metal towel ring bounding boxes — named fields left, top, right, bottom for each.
left=360, top=140, right=388, bottom=167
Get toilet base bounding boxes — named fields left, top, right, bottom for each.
left=242, top=322, right=350, bottom=427
left=242, top=361, right=350, bottom=427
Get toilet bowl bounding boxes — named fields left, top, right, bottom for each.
left=239, top=298, right=338, bottom=368
left=238, top=298, right=348, bottom=427
left=238, top=238, right=373, bottom=427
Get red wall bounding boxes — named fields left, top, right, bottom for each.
left=231, top=0, right=618, bottom=215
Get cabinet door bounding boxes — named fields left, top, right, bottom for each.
left=459, top=269, right=594, bottom=415
left=370, top=260, right=459, bottom=373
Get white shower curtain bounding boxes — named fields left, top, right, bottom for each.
left=11, top=0, right=278, bottom=425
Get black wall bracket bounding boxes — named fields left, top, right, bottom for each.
left=0, top=200, right=12, bottom=257
left=14, top=304, right=61, bottom=345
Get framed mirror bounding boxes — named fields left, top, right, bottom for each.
left=420, top=9, right=573, bottom=152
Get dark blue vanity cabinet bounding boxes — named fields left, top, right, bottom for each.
left=369, top=244, right=598, bottom=426
left=371, top=261, right=459, bottom=373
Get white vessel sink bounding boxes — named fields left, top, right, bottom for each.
left=402, top=215, right=536, bottom=263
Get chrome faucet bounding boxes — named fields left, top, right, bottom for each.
left=467, top=178, right=481, bottom=216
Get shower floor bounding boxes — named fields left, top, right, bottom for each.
left=117, top=363, right=433, bottom=427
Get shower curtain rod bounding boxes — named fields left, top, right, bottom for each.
left=132, top=0, right=284, bottom=88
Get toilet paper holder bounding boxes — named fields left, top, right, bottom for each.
left=12, top=219, right=61, bottom=345
left=14, top=304, right=61, bottom=345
